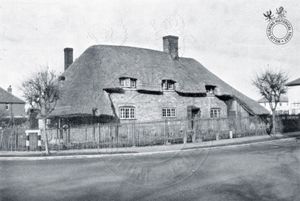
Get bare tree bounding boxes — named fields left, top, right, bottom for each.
left=253, top=69, right=288, bottom=134
left=22, top=68, right=60, bottom=155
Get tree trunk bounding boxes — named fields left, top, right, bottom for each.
left=42, top=118, right=50, bottom=155
left=272, top=111, right=276, bottom=135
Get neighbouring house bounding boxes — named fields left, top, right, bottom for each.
left=258, top=96, right=289, bottom=115
left=286, top=78, right=300, bottom=114
left=0, top=85, right=26, bottom=126
left=50, top=35, right=269, bottom=125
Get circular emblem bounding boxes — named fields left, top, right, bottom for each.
left=266, top=18, right=293, bottom=45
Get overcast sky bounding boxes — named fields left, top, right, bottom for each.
left=0, top=0, right=299, bottom=101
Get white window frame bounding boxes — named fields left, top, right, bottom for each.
left=162, top=80, right=175, bottom=91
left=162, top=107, right=176, bottom=118
left=210, top=108, right=221, bottom=118
left=119, top=106, right=135, bottom=119
left=119, top=78, right=137, bottom=88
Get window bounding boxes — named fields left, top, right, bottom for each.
left=119, top=106, right=135, bottom=119
left=210, top=108, right=221, bottom=118
left=162, top=108, right=176, bottom=117
left=119, top=78, right=137, bottom=88
left=58, top=76, right=66, bottom=81
left=205, top=85, right=216, bottom=94
left=162, top=80, right=176, bottom=90
left=5, top=104, right=9, bottom=110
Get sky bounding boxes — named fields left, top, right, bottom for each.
left=0, top=0, right=299, bottom=101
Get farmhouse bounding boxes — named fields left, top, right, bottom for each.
left=51, top=35, right=268, bottom=126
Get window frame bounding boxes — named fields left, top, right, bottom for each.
left=119, top=77, right=137, bottom=88
left=162, top=80, right=176, bottom=91
left=210, top=108, right=221, bottom=119
left=5, top=104, right=9, bottom=110
left=119, top=106, right=135, bottom=119
left=162, top=107, right=176, bottom=118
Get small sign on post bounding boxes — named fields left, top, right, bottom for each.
left=25, top=130, right=41, bottom=151
left=229, top=131, right=233, bottom=139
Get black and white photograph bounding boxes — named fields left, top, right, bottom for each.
left=0, top=0, right=299, bottom=200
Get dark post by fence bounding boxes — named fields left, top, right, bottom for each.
left=98, top=123, right=101, bottom=149
left=132, top=122, right=135, bottom=147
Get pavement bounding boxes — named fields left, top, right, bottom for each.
left=1, top=137, right=300, bottom=201
left=0, top=132, right=298, bottom=160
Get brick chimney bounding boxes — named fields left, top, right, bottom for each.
left=163, top=35, right=179, bottom=59
left=7, top=85, right=12, bottom=93
left=64, top=48, right=73, bottom=71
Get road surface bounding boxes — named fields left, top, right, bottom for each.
left=1, top=139, right=300, bottom=201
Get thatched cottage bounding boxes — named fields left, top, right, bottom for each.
left=51, top=36, right=269, bottom=126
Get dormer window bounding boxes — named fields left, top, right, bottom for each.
left=58, top=76, right=66, bottom=81
left=205, top=85, right=216, bottom=95
left=119, top=77, right=137, bottom=88
left=162, top=80, right=176, bottom=90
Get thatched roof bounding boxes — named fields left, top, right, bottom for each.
left=0, top=87, right=25, bottom=104
left=286, top=78, right=300, bottom=87
left=51, top=45, right=269, bottom=117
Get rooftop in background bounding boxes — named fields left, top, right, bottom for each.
left=0, top=86, right=25, bottom=104
left=286, top=78, right=300, bottom=87
left=258, top=96, right=289, bottom=103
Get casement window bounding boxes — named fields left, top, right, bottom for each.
left=205, top=85, right=216, bottom=94
left=119, top=77, right=137, bottom=88
left=210, top=108, right=221, bottom=118
left=162, top=80, right=176, bottom=90
left=162, top=108, right=176, bottom=117
left=119, top=106, right=135, bottom=119
left=5, top=104, right=9, bottom=110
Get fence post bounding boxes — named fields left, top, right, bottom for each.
left=192, top=120, right=196, bottom=143
left=183, top=130, right=187, bottom=144
left=25, top=131, right=29, bottom=151
left=98, top=123, right=101, bottom=149
left=38, top=130, right=42, bottom=151
left=215, top=119, right=220, bottom=141
left=85, top=126, right=87, bottom=149
left=132, top=122, right=135, bottom=147
left=116, top=123, right=119, bottom=147
left=164, top=120, right=167, bottom=144
left=0, top=129, right=2, bottom=150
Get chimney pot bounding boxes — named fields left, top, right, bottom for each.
left=7, top=85, right=12, bottom=93
left=64, top=48, right=73, bottom=71
left=163, top=35, right=179, bottom=59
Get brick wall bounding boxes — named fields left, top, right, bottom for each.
left=110, top=90, right=228, bottom=122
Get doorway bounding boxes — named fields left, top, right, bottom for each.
left=187, top=106, right=201, bottom=130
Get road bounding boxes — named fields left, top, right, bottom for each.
left=1, top=139, right=300, bottom=201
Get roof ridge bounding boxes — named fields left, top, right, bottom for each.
left=0, top=86, right=25, bottom=104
